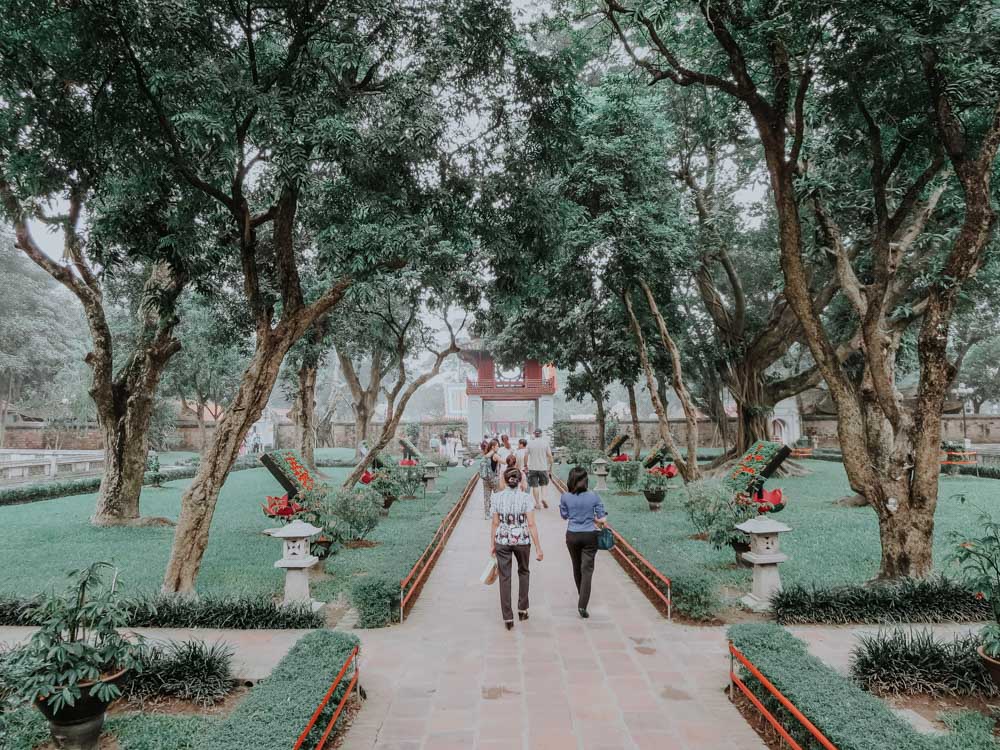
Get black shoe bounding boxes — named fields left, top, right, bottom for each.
left=505, top=621, right=514, bottom=631
left=518, top=610, right=529, bottom=621
left=578, top=608, right=589, bottom=619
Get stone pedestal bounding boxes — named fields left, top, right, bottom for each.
left=592, top=458, right=609, bottom=491
left=266, top=520, right=324, bottom=611
left=734, top=516, right=791, bottom=613
left=467, top=396, right=483, bottom=445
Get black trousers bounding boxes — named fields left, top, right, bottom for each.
left=495, top=544, right=530, bottom=622
left=566, top=531, right=599, bottom=610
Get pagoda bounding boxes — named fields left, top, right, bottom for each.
left=459, top=341, right=556, bottom=443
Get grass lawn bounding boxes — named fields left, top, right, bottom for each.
left=315, top=447, right=359, bottom=463
left=0, top=461, right=475, bottom=602
left=560, top=460, right=997, bottom=617
left=157, top=450, right=200, bottom=466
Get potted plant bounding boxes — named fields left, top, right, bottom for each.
left=641, top=464, right=678, bottom=511
left=369, top=467, right=402, bottom=510
left=5, top=563, right=145, bottom=750
left=949, top=512, right=1000, bottom=685
left=608, top=459, right=642, bottom=494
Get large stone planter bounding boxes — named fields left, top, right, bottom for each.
left=977, top=646, right=1000, bottom=688
left=643, top=490, right=665, bottom=512
left=36, top=668, right=127, bottom=750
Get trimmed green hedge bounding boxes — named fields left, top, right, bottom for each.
left=772, top=578, right=990, bottom=625
left=0, top=457, right=258, bottom=507
left=0, top=593, right=322, bottom=629
left=728, top=623, right=997, bottom=750
left=195, top=629, right=359, bottom=750
left=850, top=629, right=996, bottom=697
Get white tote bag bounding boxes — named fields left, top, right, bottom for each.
left=480, top=556, right=499, bottom=585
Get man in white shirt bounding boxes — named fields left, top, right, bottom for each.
left=525, top=428, right=553, bottom=510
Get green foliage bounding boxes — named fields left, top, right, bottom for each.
left=947, top=508, right=1000, bottom=655
left=563, top=448, right=605, bottom=467
left=395, top=463, right=424, bottom=498
left=728, top=623, right=999, bottom=750
left=0, top=593, right=321, bottom=630
left=322, top=487, right=382, bottom=543
left=110, top=715, right=215, bottom=750
left=4, top=563, right=146, bottom=713
left=772, top=578, right=990, bottom=625
left=122, top=640, right=236, bottom=706
left=850, top=629, right=996, bottom=697
left=552, top=422, right=587, bottom=454
left=0, top=706, right=48, bottom=750
left=351, top=576, right=401, bottom=628
left=682, top=478, right=729, bottom=535
left=194, top=630, right=359, bottom=750
left=723, top=440, right=784, bottom=494
left=146, top=452, right=163, bottom=488
left=609, top=460, right=642, bottom=493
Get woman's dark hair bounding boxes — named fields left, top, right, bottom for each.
left=518, top=438, right=527, bottom=447
left=506, top=454, right=518, bottom=468
left=480, top=440, right=489, bottom=453
left=567, top=466, right=589, bottom=494
left=489, top=438, right=499, bottom=450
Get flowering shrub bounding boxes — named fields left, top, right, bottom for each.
left=753, top=487, right=786, bottom=513
left=642, top=464, right=678, bottom=493
left=399, top=458, right=418, bottom=467
left=612, top=453, right=630, bottom=462
left=397, top=463, right=423, bottom=497
left=684, top=478, right=788, bottom=549
left=262, top=494, right=304, bottom=524
left=360, top=470, right=374, bottom=485
left=609, top=460, right=642, bottom=493
left=724, top=440, right=783, bottom=494
left=319, top=488, right=383, bottom=543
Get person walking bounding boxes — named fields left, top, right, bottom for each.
left=479, top=439, right=500, bottom=519
left=559, top=466, right=608, bottom=619
left=525, top=428, right=552, bottom=510
left=490, top=467, right=543, bottom=630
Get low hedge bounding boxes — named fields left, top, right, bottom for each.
left=195, top=629, right=359, bottom=750
left=0, top=456, right=258, bottom=507
left=850, top=628, right=996, bottom=697
left=772, top=577, right=990, bottom=625
left=729, top=623, right=997, bottom=750
left=0, top=593, right=322, bottom=630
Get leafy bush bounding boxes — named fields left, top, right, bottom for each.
left=772, top=577, right=990, bottom=625
left=0, top=592, right=322, bottom=629
left=194, top=630, right=359, bottom=750
left=682, top=478, right=730, bottom=535
left=351, top=575, right=401, bottom=628
left=670, top=574, right=720, bottom=622
left=947, top=507, right=1000, bottom=656
left=563, top=448, right=605, bottom=467
left=850, top=629, right=996, bottom=697
left=729, top=623, right=998, bottom=750
left=123, top=640, right=236, bottom=705
left=322, top=487, right=382, bottom=543
left=609, top=460, right=642, bottom=493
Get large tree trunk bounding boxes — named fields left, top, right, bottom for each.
left=626, top=383, right=643, bottom=455
left=297, top=362, right=318, bottom=470
left=727, top=364, right=773, bottom=455
left=352, top=402, right=375, bottom=457
left=594, top=396, right=607, bottom=451
left=92, top=407, right=151, bottom=525
left=162, top=323, right=314, bottom=594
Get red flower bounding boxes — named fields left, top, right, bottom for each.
left=399, top=458, right=418, bottom=466
left=612, top=454, right=629, bottom=462
left=360, top=470, right=374, bottom=485
left=663, top=464, right=677, bottom=478
left=976, top=592, right=986, bottom=601
left=262, top=494, right=303, bottom=520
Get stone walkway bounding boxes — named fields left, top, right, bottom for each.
left=0, top=626, right=310, bottom=683
left=341, top=481, right=764, bottom=750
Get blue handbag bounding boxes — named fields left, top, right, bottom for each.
left=597, top=527, right=614, bottom=551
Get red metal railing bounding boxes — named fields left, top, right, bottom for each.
left=607, top=525, right=672, bottom=621
left=790, top=447, right=813, bottom=458
left=549, top=474, right=672, bottom=620
left=399, top=474, right=479, bottom=620
left=942, top=450, right=977, bottom=466
left=728, top=642, right=838, bottom=750
left=293, top=646, right=360, bottom=750
left=466, top=377, right=557, bottom=396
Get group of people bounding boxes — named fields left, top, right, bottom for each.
left=481, top=429, right=608, bottom=630
left=429, top=432, right=463, bottom=462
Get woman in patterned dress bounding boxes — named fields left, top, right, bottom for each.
left=489, top=467, right=543, bottom=630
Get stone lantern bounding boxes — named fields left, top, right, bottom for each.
left=592, top=458, right=609, bottom=491
left=266, top=520, right=323, bottom=610
left=422, top=461, right=440, bottom=492
left=734, top=516, right=792, bottom=613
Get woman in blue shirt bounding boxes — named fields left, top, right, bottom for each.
left=559, top=466, right=608, bottom=618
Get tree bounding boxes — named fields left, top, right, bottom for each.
left=603, top=0, right=1000, bottom=577
left=0, top=239, right=85, bottom=446
left=165, top=295, right=249, bottom=452
left=960, top=339, right=1000, bottom=413
left=0, top=8, right=196, bottom=525
left=91, top=0, right=513, bottom=592
left=283, top=318, right=332, bottom=471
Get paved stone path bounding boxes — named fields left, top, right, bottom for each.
left=341, top=481, right=764, bottom=750
left=0, top=626, right=310, bottom=683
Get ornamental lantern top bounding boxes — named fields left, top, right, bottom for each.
left=266, top=519, right=323, bottom=539
left=735, top=517, right=791, bottom=535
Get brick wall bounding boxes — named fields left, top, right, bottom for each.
left=2, top=424, right=104, bottom=450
